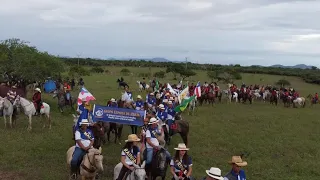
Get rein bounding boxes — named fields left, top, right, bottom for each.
left=81, top=152, right=100, bottom=174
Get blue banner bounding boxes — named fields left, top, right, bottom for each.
left=92, top=104, right=146, bottom=126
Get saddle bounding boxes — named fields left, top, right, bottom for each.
left=170, top=122, right=178, bottom=130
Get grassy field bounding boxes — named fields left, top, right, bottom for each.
left=1, top=66, right=320, bottom=180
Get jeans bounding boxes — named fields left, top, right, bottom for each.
left=146, top=148, right=171, bottom=165
left=66, top=93, right=71, bottom=100
left=70, top=147, right=86, bottom=173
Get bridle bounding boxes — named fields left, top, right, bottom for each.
left=81, top=151, right=102, bottom=173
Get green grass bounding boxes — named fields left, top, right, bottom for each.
left=1, top=67, right=320, bottom=180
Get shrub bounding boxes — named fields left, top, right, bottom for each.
left=68, top=66, right=90, bottom=77
left=120, top=68, right=130, bottom=76
left=153, top=71, right=166, bottom=78
left=90, top=67, right=104, bottom=73
left=275, top=79, right=291, bottom=87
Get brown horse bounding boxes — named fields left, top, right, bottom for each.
left=167, top=113, right=189, bottom=146
left=104, top=100, right=124, bottom=144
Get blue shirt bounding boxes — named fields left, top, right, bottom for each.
left=225, top=169, right=246, bottom=180
left=136, top=100, right=144, bottom=108
left=148, top=97, right=156, bottom=105
left=166, top=107, right=176, bottom=118
left=156, top=111, right=168, bottom=121
left=147, top=127, right=161, bottom=138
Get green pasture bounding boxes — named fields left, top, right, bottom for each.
left=0, top=67, right=320, bottom=180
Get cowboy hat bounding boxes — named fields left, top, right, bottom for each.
left=163, top=99, right=168, bottom=103
left=137, top=95, right=142, bottom=99
left=111, top=98, right=116, bottom=102
left=148, top=117, right=159, bottom=124
left=205, top=167, right=224, bottom=180
left=150, top=93, right=154, bottom=95
left=174, top=143, right=189, bottom=151
left=228, top=156, right=248, bottom=167
left=169, top=96, right=174, bottom=100
left=82, top=97, right=87, bottom=102
left=125, top=134, right=141, bottom=142
left=79, top=119, right=90, bottom=126
left=35, top=88, right=41, bottom=93
left=168, top=101, right=173, bottom=105
left=165, top=93, right=170, bottom=96
left=158, top=104, right=165, bottom=109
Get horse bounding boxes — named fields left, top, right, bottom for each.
left=145, top=148, right=169, bottom=180
left=118, top=98, right=138, bottom=135
left=280, top=94, right=292, bottom=107
left=292, top=97, right=306, bottom=108
left=117, top=79, right=129, bottom=89
left=242, top=92, right=252, bottom=104
left=228, top=90, right=238, bottom=103
left=137, top=81, right=150, bottom=92
left=307, top=94, right=317, bottom=105
left=53, top=89, right=76, bottom=113
left=270, top=93, right=278, bottom=106
left=113, top=161, right=146, bottom=180
left=188, top=97, right=197, bottom=115
left=66, top=146, right=103, bottom=180
left=165, top=114, right=189, bottom=146
left=0, top=97, right=16, bottom=128
left=13, top=95, right=51, bottom=131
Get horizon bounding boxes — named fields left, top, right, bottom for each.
left=1, top=0, right=320, bottom=66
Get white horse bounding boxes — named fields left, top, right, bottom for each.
left=0, top=97, right=14, bottom=128
left=66, top=146, right=103, bottom=180
left=13, top=95, right=51, bottom=131
left=228, top=90, right=238, bottom=103
left=113, top=161, right=146, bottom=180
left=293, top=97, right=306, bottom=108
left=136, top=81, right=150, bottom=92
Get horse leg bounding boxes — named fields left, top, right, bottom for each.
left=181, top=133, right=189, bottom=147
left=47, top=114, right=51, bottom=129
left=9, top=115, right=13, bottom=128
left=4, top=115, right=7, bottom=128
left=28, top=115, right=32, bottom=131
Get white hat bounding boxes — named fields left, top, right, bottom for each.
left=168, top=101, right=173, bottom=105
left=169, top=97, right=174, bottom=100
left=82, top=97, right=87, bottom=101
left=79, top=119, right=90, bottom=126
left=137, top=95, right=142, bottom=99
left=148, top=117, right=159, bottom=124
left=35, top=88, right=41, bottom=93
left=111, top=98, right=116, bottom=102
left=205, top=167, right=224, bottom=180
left=150, top=93, right=154, bottom=95
left=174, top=143, right=189, bottom=151
left=163, top=99, right=168, bottom=103
left=158, top=104, right=165, bottom=109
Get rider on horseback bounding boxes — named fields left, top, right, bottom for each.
left=70, top=119, right=94, bottom=180
left=145, top=118, right=171, bottom=166
left=32, top=88, right=42, bottom=115
left=170, top=143, right=193, bottom=180
left=108, top=98, right=118, bottom=107
left=116, top=134, right=141, bottom=180
left=135, top=95, right=144, bottom=110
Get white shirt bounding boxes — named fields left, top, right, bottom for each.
left=75, top=131, right=92, bottom=148
left=121, top=149, right=140, bottom=166
left=145, top=129, right=159, bottom=149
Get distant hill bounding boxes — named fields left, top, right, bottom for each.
left=270, top=64, right=314, bottom=69
left=149, top=57, right=171, bottom=62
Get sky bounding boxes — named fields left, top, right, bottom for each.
left=1, top=0, right=320, bottom=66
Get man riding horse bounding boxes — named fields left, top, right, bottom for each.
left=32, top=88, right=42, bottom=115
left=64, top=81, right=72, bottom=105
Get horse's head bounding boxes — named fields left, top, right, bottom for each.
left=88, top=148, right=104, bottom=172
left=157, top=149, right=168, bottom=171
left=13, top=95, right=21, bottom=107
left=132, top=161, right=146, bottom=180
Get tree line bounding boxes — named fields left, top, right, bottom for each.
left=1, top=38, right=320, bottom=86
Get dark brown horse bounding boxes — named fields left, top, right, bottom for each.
left=105, top=100, right=124, bottom=144
left=88, top=122, right=106, bottom=149
left=270, top=94, right=278, bottom=105
left=167, top=113, right=189, bottom=146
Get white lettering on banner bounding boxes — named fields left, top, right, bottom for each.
left=106, top=114, right=136, bottom=122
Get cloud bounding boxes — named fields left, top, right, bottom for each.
left=1, top=0, right=320, bottom=66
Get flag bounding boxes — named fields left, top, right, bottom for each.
left=178, top=86, right=189, bottom=104
left=154, top=80, right=159, bottom=92
left=174, top=95, right=196, bottom=112
left=194, top=81, right=201, bottom=98
left=78, top=87, right=96, bottom=106
left=167, top=83, right=178, bottom=95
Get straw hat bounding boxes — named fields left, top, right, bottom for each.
left=137, top=95, right=142, bottom=99
left=111, top=98, right=116, bottom=102
left=79, top=119, right=90, bottom=126
left=35, top=88, right=41, bottom=93
left=174, top=143, right=189, bottom=151
left=228, top=156, right=248, bottom=167
left=125, top=134, right=141, bottom=142
left=165, top=93, right=170, bottom=96
left=158, top=104, right=165, bottom=109
left=148, top=117, right=159, bottom=124
left=205, top=167, right=224, bottom=180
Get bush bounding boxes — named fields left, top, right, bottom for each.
left=104, top=69, right=109, bottom=74
left=90, top=67, right=104, bottom=73
left=68, top=66, right=90, bottom=77
left=120, top=68, right=130, bottom=76
left=153, top=71, right=166, bottom=78
left=138, top=72, right=151, bottom=78
left=275, top=79, right=291, bottom=87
